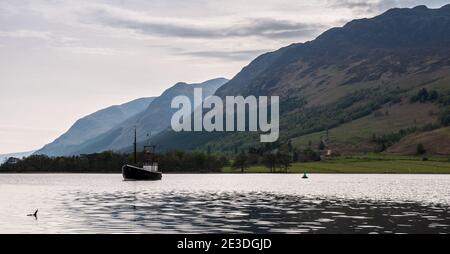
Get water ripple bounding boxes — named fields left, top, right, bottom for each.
left=1, top=174, right=449, bottom=234
left=59, top=191, right=450, bottom=234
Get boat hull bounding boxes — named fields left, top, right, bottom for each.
left=122, top=165, right=162, bottom=181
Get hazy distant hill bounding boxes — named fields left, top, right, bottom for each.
left=35, top=97, right=155, bottom=156
left=151, top=5, right=450, bottom=155
left=0, top=150, right=35, bottom=164
left=68, top=78, right=229, bottom=155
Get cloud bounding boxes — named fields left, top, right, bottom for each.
left=327, top=0, right=398, bottom=12
left=0, top=29, right=115, bottom=55
left=0, top=29, right=53, bottom=40
left=329, top=0, right=378, bottom=9
left=89, top=7, right=323, bottom=40
left=0, top=29, right=81, bottom=45
left=327, top=0, right=449, bottom=13
left=55, top=46, right=125, bottom=56
left=176, top=49, right=272, bottom=61
left=225, top=19, right=323, bottom=39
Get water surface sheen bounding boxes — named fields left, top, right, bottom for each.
left=0, top=174, right=449, bottom=234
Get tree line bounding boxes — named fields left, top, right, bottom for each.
left=0, top=151, right=229, bottom=173
left=231, top=140, right=321, bottom=173
left=0, top=139, right=325, bottom=174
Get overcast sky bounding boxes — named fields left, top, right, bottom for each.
left=0, top=0, right=448, bottom=154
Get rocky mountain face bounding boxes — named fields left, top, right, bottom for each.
left=35, top=97, right=155, bottom=156
left=151, top=5, right=450, bottom=155
left=215, top=5, right=450, bottom=99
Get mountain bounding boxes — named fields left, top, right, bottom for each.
left=0, top=150, right=35, bottom=164
left=68, top=78, right=229, bottom=155
left=214, top=4, right=450, bottom=99
left=151, top=5, right=450, bottom=155
left=35, top=97, right=155, bottom=156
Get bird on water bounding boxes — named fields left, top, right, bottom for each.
left=27, top=209, right=38, bottom=218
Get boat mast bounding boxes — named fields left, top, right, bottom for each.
left=134, top=126, right=137, bottom=165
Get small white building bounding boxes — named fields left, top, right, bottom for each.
left=5, top=157, right=20, bottom=165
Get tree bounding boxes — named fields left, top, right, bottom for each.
left=277, top=151, right=292, bottom=173
left=1, top=150, right=228, bottom=174
left=233, top=146, right=238, bottom=154
left=441, top=108, right=450, bottom=126
left=287, top=140, right=293, bottom=153
left=233, top=151, right=249, bottom=173
left=292, top=149, right=300, bottom=162
left=412, top=88, right=429, bottom=103
left=318, top=140, right=326, bottom=151
left=380, top=142, right=387, bottom=152
left=429, top=90, right=439, bottom=101
left=410, top=88, right=439, bottom=103
left=419, top=88, right=429, bottom=102
left=372, top=133, right=377, bottom=142
left=219, top=156, right=230, bottom=167
left=297, top=148, right=321, bottom=162
left=416, top=144, right=426, bottom=155
left=262, top=153, right=277, bottom=173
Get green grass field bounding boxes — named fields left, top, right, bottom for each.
left=291, top=102, right=439, bottom=149
left=222, top=154, right=450, bottom=174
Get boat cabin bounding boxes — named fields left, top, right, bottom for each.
left=143, top=145, right=158, bottom=173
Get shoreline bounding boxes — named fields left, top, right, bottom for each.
left=2, top=155, right=449, bottom=175
left=1, top=172, right=450, bottom=175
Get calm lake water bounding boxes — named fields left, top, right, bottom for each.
left=0, top=174, right=449, bottom=234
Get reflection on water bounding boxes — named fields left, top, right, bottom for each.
left=0, top=174, right=449, bottom=234
left=64, top=191, right=450, bottom=234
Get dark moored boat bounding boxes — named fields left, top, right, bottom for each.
left=122, top=129, right=162, bottom=181
left=122, top=164, right=162, bottom=181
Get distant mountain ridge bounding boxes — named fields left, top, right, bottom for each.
left=36, top=97, right=155, bottom=156
left=72, top=77, right=229, bottom=155
left=38, top=78, right=229, bottom=156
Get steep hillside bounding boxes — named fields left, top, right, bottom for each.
left=387, top=127, right=450, bottom=155
left=151, top=5, right=450, bottom=155
left=215, top=5, right=450, bottom=99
